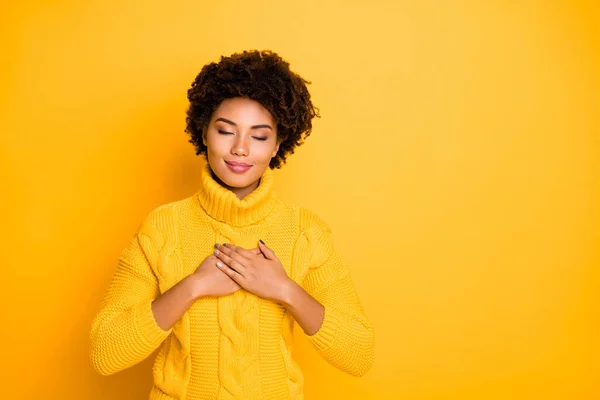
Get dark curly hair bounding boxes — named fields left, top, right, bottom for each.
left=184, top=50, right=320, bottom=169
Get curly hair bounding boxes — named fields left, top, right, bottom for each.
left=184, top=50, right=320, bottom=169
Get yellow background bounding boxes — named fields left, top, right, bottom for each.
left=1, top=1, right=598, bottom=399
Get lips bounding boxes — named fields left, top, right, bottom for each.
left=226, top=161, right=252, bottom=167
left=225, top=160, right=253, bottom=173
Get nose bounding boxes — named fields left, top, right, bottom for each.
left=231, top=134, right=249, bottom=157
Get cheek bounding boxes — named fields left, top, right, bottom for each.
left=252, top=148, right=276, bottom=165
left=257, top=140, right=279, bottom=156
left=206, top=135, right=229, bottom=155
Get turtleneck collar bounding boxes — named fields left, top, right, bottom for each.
left=196, top=163, right=278, bottom=227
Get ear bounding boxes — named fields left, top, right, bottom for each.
left=202, top=125, right=208, bottom=147
left=272, top=140, right=281, bottom=158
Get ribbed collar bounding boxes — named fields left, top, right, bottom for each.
left=196, top=163, right=278, bottom=227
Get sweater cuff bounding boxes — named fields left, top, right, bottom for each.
left=134, top=298, right=172, bottom=348
left=307, top=307, right=342, bottom=351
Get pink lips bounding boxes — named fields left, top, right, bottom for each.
left=225, top=161, right=252, bottom=173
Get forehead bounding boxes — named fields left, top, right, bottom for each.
left=212, top=97, right=275, bottom=125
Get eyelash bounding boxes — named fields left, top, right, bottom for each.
left=217, top=130, right=267, bottom=141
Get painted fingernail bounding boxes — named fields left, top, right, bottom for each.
left=214, top=249, right=219, bottom=255
left=216, top=261, right=223, bottom=267
left=259, top=239, right=265, bottom=245
left=214, top=243, right=220, bottom=248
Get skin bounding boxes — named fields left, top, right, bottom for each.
left=202, top=97, right=280, bottom=201
left=151, top=97, right=325, bottom=336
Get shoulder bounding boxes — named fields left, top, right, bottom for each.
left=298, top=207, right=332, bottom=235
left=269, top=198, right=331, bottom=235
left=137, top=196, right=191, bottom=239
left=297, top=206, right=335, bottom=266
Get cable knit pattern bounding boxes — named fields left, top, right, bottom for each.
left=90, top=163, right=374, bottom=399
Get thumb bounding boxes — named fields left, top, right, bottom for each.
left=258, top=239, right=276, bottom=260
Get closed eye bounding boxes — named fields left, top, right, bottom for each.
left=218, top=130, right=267, bottom=141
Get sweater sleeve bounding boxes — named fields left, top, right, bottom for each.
left=90, top=213, right=173, bottom=376
left=300, top=208, right=375, bottom=377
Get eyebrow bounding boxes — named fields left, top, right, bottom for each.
left=215, top=117, right=272, bottom=130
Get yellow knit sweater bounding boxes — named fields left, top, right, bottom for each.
left=90, top=163, right=374, bottom=399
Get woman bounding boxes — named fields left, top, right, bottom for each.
left=90, top=50, right=374, bottom=400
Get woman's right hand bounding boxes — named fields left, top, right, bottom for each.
left=191, top=254, right=241, bottom=298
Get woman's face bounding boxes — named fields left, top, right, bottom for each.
left=202, top=97, right=280, bottom=198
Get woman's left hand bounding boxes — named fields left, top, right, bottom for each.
left=213, top=241, right=291, bottom=302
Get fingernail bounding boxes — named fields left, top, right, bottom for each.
left=216, top=261, right=223, bottom=267
left=214, top=243, right=219, bottom=248
left=259, top=239, right=265, bottom=245
left=214, top=249, right=219, bottom=255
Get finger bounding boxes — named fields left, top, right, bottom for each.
left=214, top=247, right=247, bottom=276
left=215, top=260, right=244, bottom=284
left=216, top=243, right=250, bottom=264
left=215, top=244, right=250, bottom=266
left=248, top=248, right=265, bottom=257
left=258, top=239, right=277, bottom=260
left=222, top=243, right=256, bottom=259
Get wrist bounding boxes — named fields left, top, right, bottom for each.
left=185, top=274, right=206, bottom=301
left=279, top=278, right=300, bottom=309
